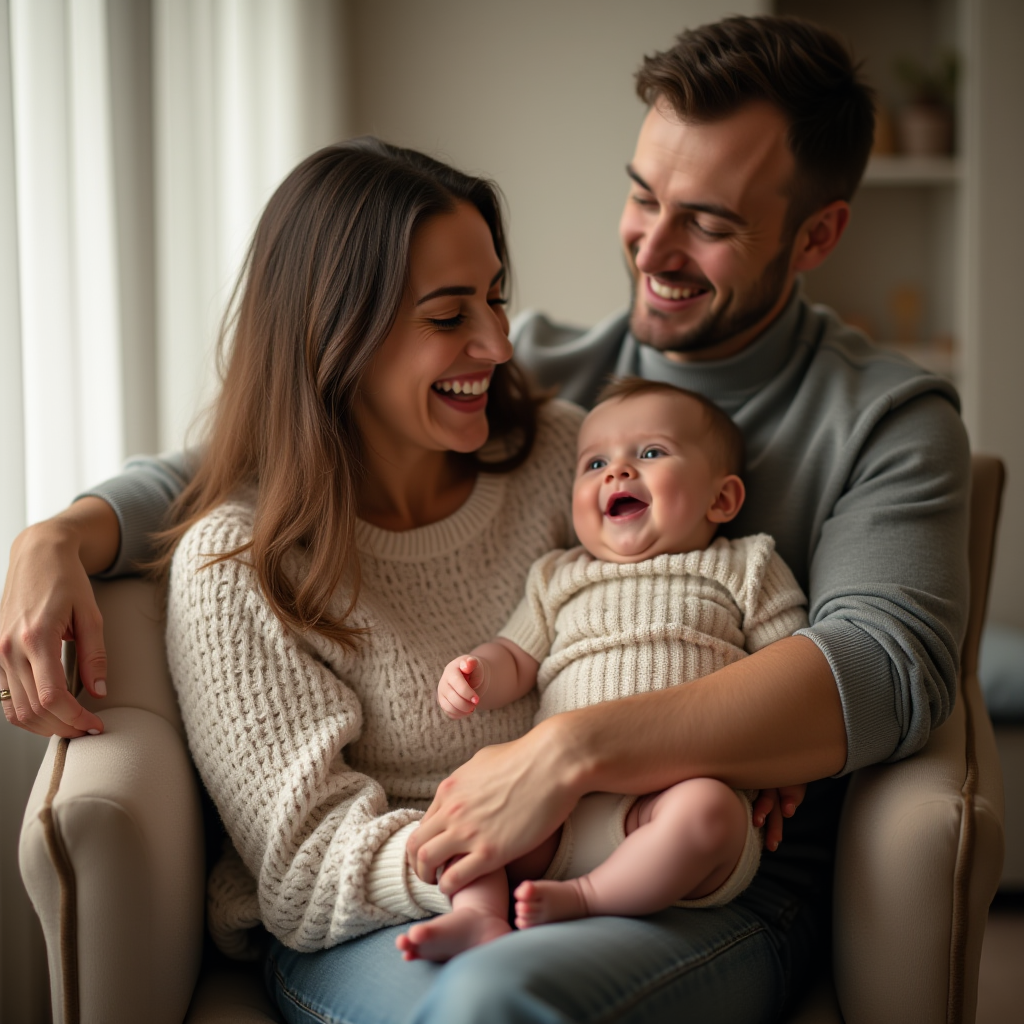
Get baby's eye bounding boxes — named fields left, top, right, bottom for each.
left=585, top=457, right=607, bottom=471
left=640, top=447, right=666, bottom=459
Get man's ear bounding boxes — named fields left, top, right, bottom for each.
left=707, top=475, right=745, bottom=524
left=791, top=200, right=850, bottom=274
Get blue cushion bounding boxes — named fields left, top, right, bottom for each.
left=979, top=623, right=1024, bottom=723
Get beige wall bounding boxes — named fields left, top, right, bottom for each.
left=349, top=0, right=766, bottom=329
left=964, top=0, right=1024, bottom=628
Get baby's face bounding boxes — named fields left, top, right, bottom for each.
left=572, top=392, right=737, bottom=564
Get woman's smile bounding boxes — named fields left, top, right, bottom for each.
left=431, top=370, right=493, bottom=412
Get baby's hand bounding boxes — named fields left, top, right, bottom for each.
left=437, top=655, right=488, bottom=720
left=752, top=783, right=808, bottom=852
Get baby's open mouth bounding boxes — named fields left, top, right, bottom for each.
left=606, top=494, right=649, bottom=519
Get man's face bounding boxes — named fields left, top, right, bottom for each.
left=619, top=100, right=800, bottom=361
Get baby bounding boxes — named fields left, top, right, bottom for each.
left=397, top=378, right=809, bottom=962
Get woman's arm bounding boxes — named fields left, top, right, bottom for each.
left=408, top=634, right=845, bottom=893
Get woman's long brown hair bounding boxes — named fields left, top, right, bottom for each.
left=150, top=138, right=541, bottom=649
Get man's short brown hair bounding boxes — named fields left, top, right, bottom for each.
left=595, top=377, right=745, bottom=478
left=635, top=15, right=875, bottom=230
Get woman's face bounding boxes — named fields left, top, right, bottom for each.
left=355, top=202, right=512, bottom=463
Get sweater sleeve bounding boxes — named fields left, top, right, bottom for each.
left=78, top=450, right=195, bottom=576
left=733, top=537, right=810, bottom=654
left=498, top=548, right=567, bottom=663
left=795, top=393, right=971, bottom=774
left=166, top=507, right=448, bottom=953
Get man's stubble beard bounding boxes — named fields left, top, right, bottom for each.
left=628, top=235, right=794, bottom=356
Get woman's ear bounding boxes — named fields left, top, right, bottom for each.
left=707, top=475, right=746, bottom=524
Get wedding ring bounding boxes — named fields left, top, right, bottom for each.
left=0, top=689, right=11, bottom=701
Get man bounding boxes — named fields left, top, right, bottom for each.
left=1, top=15, right=968, bottom=1020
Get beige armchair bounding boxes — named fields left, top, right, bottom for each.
left=20, top=456, right=1006, bottom=1024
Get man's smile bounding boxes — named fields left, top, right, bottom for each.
left=648, top=277, right=710, bottom=302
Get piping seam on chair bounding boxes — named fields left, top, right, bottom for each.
left=948, top=684, right=976, bottom=1024
left=40, top=738, right=79, bottom=1024
left=948, top=458, right=1005, bottom=1024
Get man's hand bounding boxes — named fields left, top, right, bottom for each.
left=0, top=499, right=119, bottom=737
left=752, top=784, right=807, bottom=851
left=407, top=716, right=581, bottom=895
left=437, top=655, right=487, bottom=720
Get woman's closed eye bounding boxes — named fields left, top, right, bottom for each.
left=428, top=314, right=466, bottom=331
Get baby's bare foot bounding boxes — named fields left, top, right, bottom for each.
left=513, top=879, right=589, bottom=928
left=395, top=908, right=511, bottom=962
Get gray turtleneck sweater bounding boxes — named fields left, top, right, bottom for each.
left=86, top=290, right=970, bottom=779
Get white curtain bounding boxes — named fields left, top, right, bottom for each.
left=0, top=2, right=349, bottom=1018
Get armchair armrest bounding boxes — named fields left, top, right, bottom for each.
left=19, top=706, right=206, bottom=1024
left=831, top=667, right=1004, bottom=1024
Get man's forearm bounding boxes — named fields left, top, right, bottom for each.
left=47, top=496, right=121, bottom=576
left=553, top=635, right=847, bottom=797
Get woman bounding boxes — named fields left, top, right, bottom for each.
left=5, top=139, right=811, bottom=1024
left=158, top=138, right=586, bottom=1015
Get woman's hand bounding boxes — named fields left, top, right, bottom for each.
left=0, top=499, right=119, bottom=737
left=752, top=783, right=807, bottom=851
left=407, top=716, right=584, bottom=895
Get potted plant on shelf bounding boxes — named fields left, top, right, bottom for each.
left=894, top=52, right=958, bottom=157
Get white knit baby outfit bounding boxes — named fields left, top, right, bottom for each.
left=165, top=400, right=584, bottom=955
left=502, top=537, right=810, bottom=719
left=499, top=537, right=809, bottom=906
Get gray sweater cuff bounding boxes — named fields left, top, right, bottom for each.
left=796, top=619, right=902, bottom=776
left=77, top=453, right=192, bottom=577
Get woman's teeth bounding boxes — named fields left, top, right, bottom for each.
left=433, top=376, right=491, bottom=396
left=649, top=278, right=705, bottom=301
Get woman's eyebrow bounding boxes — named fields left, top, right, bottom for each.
left=415, top=267, right=505, bottom=306
left=625, top=165, right=746, bottom=226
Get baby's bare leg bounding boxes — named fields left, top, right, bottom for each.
left=395, top=867, right=511, bottom=962
left=514, top=778, right=748, bottom=927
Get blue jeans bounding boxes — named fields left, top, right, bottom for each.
left=264, top=778, right=844, bottom=1023
left=263, top=873, right=824, bottom=1024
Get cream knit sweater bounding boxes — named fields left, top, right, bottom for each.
left=500, top=537, right=809, bottom=723
left=165, top=400, right=583, bottom=955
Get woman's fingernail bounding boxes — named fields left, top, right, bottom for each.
left=94, top=679, right=107, bottom=696
left=87, top=729, right=100, bottom=736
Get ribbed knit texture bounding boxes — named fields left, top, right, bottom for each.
left=165, top=400, right=583, bottom=955
left=500, top=535, right=808, bottom=722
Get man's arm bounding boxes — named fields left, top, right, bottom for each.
left=409, top=633, right=844, bottom=893
left=0, top=453, right=191, bottom=736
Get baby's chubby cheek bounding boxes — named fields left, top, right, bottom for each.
left=570, top=485, right=603, bottom=557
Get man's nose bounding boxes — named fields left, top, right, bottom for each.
left=635, top=213, right=688, bottom=275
